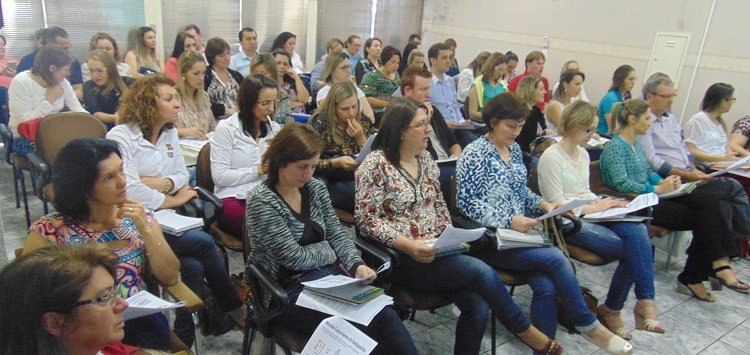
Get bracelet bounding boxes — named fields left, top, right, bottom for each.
left=162, top=179, right=173, bottom=194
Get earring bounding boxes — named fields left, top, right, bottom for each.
left=181, top=77, right=186, bottom=80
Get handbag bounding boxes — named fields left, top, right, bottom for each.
left=17, top=117, right=42, bottom=141
left=544, top=218, right=600, bottom=334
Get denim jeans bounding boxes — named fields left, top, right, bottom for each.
left=326, top=179, right=355, bottom=213
left=565, top=221, right=655, bottom=310
left=474, top=246, right=598, bottom=338
left=122, top=312, right=170, bottom=350
left=164, top=228, right=243, bottom=346
left=392, top=253, right=530, bottom=355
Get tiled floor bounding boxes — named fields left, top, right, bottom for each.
left=2, top=156, right=750, bottom=354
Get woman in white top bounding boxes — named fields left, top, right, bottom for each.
left=9, top=45, right=86, bottom=153
left=106, top=75, right=246, bottom=346
left=545, top=69, right=586, bottom=131
left=316, top=52, right=375, bottom=122
left=210, top=74, right=281, bottom=237
left=456, top=51, right=490, bottom=104
left=684, top=83, right=738, bottom=163
left=552, top=60, right=589, bottom=103
left=175, top=51, right=215, bottom=139
left=537, top=101, right=662, bottom=340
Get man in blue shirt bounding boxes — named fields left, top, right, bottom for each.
left=344, top=35, right=362, bottom=76
left=229, top=27, right=258, bottom=77
left=428, top=42, right=477, bottom=146
left=18, top=26, right=83, bottom=100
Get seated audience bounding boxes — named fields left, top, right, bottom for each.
left=0, top=244, right=151, bottom=355
left=106, top=75, right=246, bottom=346
left=0, top=35, right=18, bottom=87
left=601, top=98, right=749, bottom=299
left=309, top=81, right=373, bottom=213
left=515, top=75, right=551, bottom=153
left=457, top=51, right=490, bottom=104
left=428, top=42, right=478, bottom=146
left=316, top=52, right=375, bottom=122
left=504, top=50, right=520, bottom=83
left=181, top=24, right=205, bottom=54
left=551, top=60, right=589, bottom=102
left=164, top=31, right=197, bottom=82
left=229, top=27, right=259, bottom=77
left=9, top=45, right=86, bottom=155
left=344, top=34, right=363, bottom=75
left=397, top=42, right=418, bottom=75
left=311, top=38, right=344, bottom=92
left=272, top=49, right=310, bottom=113
left=455, top=93, right=633, bottom=354
left=124, top=26, right=163, bottom=79
left=508, top=51, right=550, bottom=110
left=82, top=32, right=132, bottom=81
left=175, top=51, right=214, bottom=139
left=597, top=65, right=636, bottom=135
left=444, top=38, right=460, bottom=77
left=467, top=52, right=508, bottom=121
left=17, top=27, right=84, bottom=100
left=210, top=74, right=281, bottom=238
left=354, top=37, right=382, bottom=84
left=361, top=45, right=401, bottom=121
left=246, top=123, right=418, bottom=355
left=204, top=37, right=243, bottom=119
left=250, top=52, right=294, bottom=124
left=684, top=83, right=738, bottom=163
left=538, top=101, right=663, bottom=339
left=545, top=69, right=586, bottom=130
left=271, top=31, right=305, bottom=73
left=22, top=138, right=179, bottom=350
left=83, top=50, right=133, bottom=130
left=401, top=66, right=461, bottom=199
left=356, top=97, right=562, bottom=355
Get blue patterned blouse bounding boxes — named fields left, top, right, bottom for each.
left=456, top=136, right=542, bottom=229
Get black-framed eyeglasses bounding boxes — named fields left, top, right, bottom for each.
left=654, top=93, right=677, bottom=99
left=71, top=286, right=118, bottom=309
left=408, top=120, right=430, bottom=129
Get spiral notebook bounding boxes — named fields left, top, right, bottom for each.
left=422, top=226, right=486, bottom=258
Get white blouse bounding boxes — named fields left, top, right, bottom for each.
left=537, top=143, right=597, bottom=216
left=684, top=111, right=728, bottom=157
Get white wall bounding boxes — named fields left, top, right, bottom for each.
left=422, top=0, right=750, bottom=125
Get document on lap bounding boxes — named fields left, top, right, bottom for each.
left=583, top=193, right=658, bottom=219
left=301, top=316, right=377, bottom=355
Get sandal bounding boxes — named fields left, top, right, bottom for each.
left=709, top=265, right=750, bottom=294
left=582, top=326, right=633, bottom=355
left=633, top=300, right=665, bottom=334
left=676, top=280, right=716, bottom=302
left=597, top=304, right=632, bottom=340
left=517, top=327, right=563, bottom=355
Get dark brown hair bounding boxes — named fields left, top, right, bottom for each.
left=263, top=123, right=324, bottom=185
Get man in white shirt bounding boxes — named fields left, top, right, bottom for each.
left=230, top=27, right=258, bottom=77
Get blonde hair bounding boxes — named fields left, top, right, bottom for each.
left=516, top=75, right=543, bottom=106
left=312, top=81, right=360, bottom=139
left=610, top=99, right=650, bottom=133
left=407, top=49, right=424, bottom=66
left=176, top=51, right=209, bottom=109
left=558, top=100, right=596, bottom=136
left=86, top=50, right=128, bottom=96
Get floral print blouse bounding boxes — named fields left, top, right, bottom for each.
left=176, top=91, right=216, bottom=133
left=456, top=137, right=542, bottom=229
left=309, top=111, right=373, bottom=172
left=355, top=150, right=451, bottom=247
left=732, top=116, right=750, bottom=150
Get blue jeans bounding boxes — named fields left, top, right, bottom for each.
left=326, top=179, right=355, bottom=213
left=122, top=312, right=170, bottom=350
left=454, top=130, right=479, bottom=148
left=565, top=221, right=655, bottom=310
left=164, top=229, right=242, bottom=346
left=474, top=246, right=598, bottom=338
left=392, top=253, right=530, bottom=355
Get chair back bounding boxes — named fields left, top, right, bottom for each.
left=528, top=166, right=541, bottom=195
left=589, top=161, right=606, bottom=194
left=36, top=112, right=106, bottom=166
left=196, top=143, right=214, bottom=191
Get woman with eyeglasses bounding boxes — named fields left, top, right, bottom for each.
left=0, top=244, right=144, bottom=355
left=83, top=50, right=133, bottom=130
left=356, top=97, right=563, bottom=355
left=210, top=74, right=281, bottom=238
left=22, top=137, right=179, bottom=350
left=81, top=32, right=131, bottom=81
left=309, top=80, right=373, bottom=213
left=316, top=52, right=375, bottom=122
left=204, top=37, right=243, bottom=119
left=456, top=93, right=633, bottom=354
left=684, top=83, right=739, bottom=163
left=251, top=52, right=294, bottom=125
left=538, top=101, right=662, bottom=340
left=600, top=98, right=750, bottom=299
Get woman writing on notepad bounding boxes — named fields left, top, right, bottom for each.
left=537, top=101, right=663, bottom=339
left=106, top=75, right=245, bottom=347
left=308, top=80, right=374, bottom=213
left=245, top=123, right=417, bottom=355
left=600, top=98, right=750, bottom=298
left=455, top=93, right=633, bottom=354
left=22, top=138, right=179, bottom=350
left=356, top=97, right=562, bottom=355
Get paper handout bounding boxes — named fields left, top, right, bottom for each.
left=301, top=316, right=377, bottom=355
left=583, top=193, right=658, bottom=219
left=708, top=155, right=750, bottom=177
left=536, top=198, right=599, bottom=220
left=123, top=290, right=185, bottom=321
left=355, top=134, right=377, bottom=163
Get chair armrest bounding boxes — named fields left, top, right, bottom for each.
left=194, top=186, right=223, bottom=228
left=354, top=237, right=391, bottom=275
left=246, top=263, right=289, bottom=308
left=26, top=152, right=50, bottom=201
left=558, top=215, right=582, bottom=236
left=164, top=280, right=204, bottom=311
left=0, top=124, right=11, bottom=164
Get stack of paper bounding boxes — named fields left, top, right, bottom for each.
left=658, top=182, right=697, bottom=199
left=154, top=210, right=204, bottom=235
left=298, top=275, right=393, bottom=326
left=422, top=226, right=485, bottom=258
left=123, top=290, right=185, bottom=321
left=495, top=228, right=551, bottom=250
left=303, top=275, right=384, bottom=304
left=583, top=193, right=658, bottom=222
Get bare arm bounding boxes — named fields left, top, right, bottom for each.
left=468, top=86, right=482, bottom=120
left=685, top=141, right=737, bottom=163
left=125, top=52, right=143, bottom=79
left=545, top=103, right=562, bottom=129
left=729, top=133, right=750, bottom=156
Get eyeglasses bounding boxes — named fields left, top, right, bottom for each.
left=257, top=99, right=280, bottom=108
left=71, top=286, right=118, bottom=309
left=338, top=64, right=351, bottom=71
left=654, top=93, right=676, bottom=99
left=408, top=120, right=430, bottom=129
left=727, top=97, right=737, bottom=102
left=90, top=68, right=107, bottom=75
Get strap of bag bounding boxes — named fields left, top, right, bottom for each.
left=545, top=217, right=570, bottom=258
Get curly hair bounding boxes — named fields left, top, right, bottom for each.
left=117, top=74, right=176, bottom=140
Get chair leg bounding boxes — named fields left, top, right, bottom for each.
left=665, top=232, right=677, bottom=272
left=19, top=169, right=31, bottom=228
left=192, top=311, right=201, bottom=355
left=409, top=309, right=416, bottom=321
left=491, top=311, right=497, bottom=355
left=12, top=166, right=20, bottom=208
